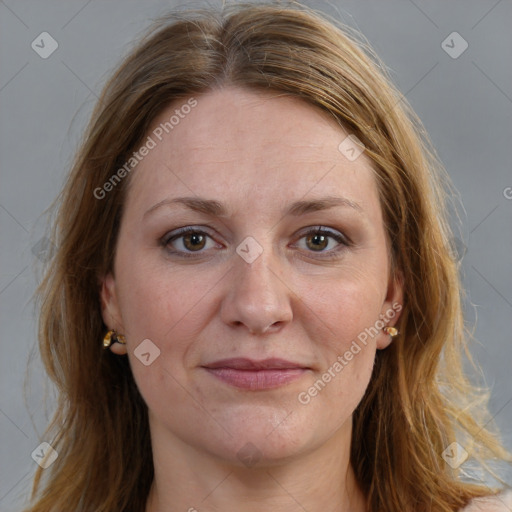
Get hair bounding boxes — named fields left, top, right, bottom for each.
left=26, top=2, right=510, bottom=511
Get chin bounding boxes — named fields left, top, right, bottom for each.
left=205, top=412, right=317, bottom=468
left=221, top=438, right=310, bottom=469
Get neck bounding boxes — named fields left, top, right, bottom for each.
left=145, top=419, right=367, bottom=512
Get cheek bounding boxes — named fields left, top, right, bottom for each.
left=114, top=242, right=214, bottom=343
left=114, top=265, right=206, bottom=414
left=300, top=257, right=388, bottom=347
left=113, top=244, right=240, bottom=389
left=294, top=296, right=378, bottom=432
left=292, top=261, right=386, bottom=407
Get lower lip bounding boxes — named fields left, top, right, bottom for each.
left=203, top=367, right=308, bottom=390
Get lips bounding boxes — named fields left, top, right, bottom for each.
left=201, top=358, right=310, bottom=390
left=202, top=357, right=309, bottom=370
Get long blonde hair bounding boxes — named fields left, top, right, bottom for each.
left=27, top=2, right=510, bottom=511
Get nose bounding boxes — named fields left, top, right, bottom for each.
left=220, top=246, right=293, bottom=335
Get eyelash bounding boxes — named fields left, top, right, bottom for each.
left=160, top=226, right=351, bottom=260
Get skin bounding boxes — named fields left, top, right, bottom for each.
left=101, top=86, right=403, bottom=512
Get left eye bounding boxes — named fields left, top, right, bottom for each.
left=295, top=228, right=348, bottom=253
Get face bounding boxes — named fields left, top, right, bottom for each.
left=101, top=86, right=402, bottom=466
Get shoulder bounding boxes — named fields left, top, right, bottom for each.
left=460, top=490, right=512, bottom=511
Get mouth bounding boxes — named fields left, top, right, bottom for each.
left=201, top=358, right=311, bottom=390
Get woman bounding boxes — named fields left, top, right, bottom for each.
left=26, top=2, right=511, bottom=511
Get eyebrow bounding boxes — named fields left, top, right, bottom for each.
left=143, top=195, right=364, bottom=220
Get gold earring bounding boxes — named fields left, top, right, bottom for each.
left=383, top=326, right=399, bottom=337
left=103, top=330, right=126, bottom=348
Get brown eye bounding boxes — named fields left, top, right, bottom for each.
left=162, top=228, right=217, bottom=257
left=305, top=233, right=329, bottom=251
left=182, top=233, right=206, bottom=251
left=294, top=227, right=350, bottom=258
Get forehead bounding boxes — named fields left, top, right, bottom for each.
left=125, top=86, right=379, bottom=218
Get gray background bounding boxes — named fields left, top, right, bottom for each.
left=1, top=0, right=511, bottom=510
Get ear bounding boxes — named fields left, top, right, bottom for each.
left=376, top=269, right=404, bottom=350
left=100, top=272, right=127, bottom=355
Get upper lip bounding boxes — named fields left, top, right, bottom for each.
left=202, top=357, right=309, bottom=370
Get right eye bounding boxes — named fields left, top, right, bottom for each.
left=161, top=227, right=220, bottom=258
